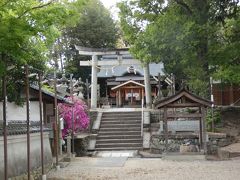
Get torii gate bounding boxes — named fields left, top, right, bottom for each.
left=75, top=46, right=152, bottom=109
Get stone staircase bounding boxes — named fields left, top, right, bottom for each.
left=96, top=111, right=143, bottom=151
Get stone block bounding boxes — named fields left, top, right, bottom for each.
left=143, top=132, right=150, bottom=148
left=88, top=138, right=96, bottom=150
left=180, top=145, right=199, bottom=154
left=217, top=149, right=230, bottom=160
left=144, top=111, right=150, bottom=125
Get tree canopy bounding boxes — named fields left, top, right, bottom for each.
left=0, top=0, right=86, bottom=103
left=118, top=0, right=240, bottom=97
left=57, top=0, right=119, bottom=80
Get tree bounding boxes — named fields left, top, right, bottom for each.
left=0, top=0, right=85, bottom=103
left=118, top=0, right=240, bottom=97
left=57, top=0, right=119, bottom=80
left=208, top=12, right=240, bottom=84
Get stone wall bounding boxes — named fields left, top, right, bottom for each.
left=148, top=111, right=201, bottom=154
left=0, top=132, right=52, bottom=179
left=207, top=134, right=235, bottom=155
left=150, top=134, right=199, bottom=153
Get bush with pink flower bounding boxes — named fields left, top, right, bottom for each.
left=58, top=97, right=90, bottom=137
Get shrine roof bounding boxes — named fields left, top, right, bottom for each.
left=97, top=62, right=164, bottom=78
left=154, top=88, right=213, bottom=108
left=111, top=80, right=145, bottom=90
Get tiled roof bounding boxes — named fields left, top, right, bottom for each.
left=30, top=85, right=72, bottom=104
left=98, top=62, right=164, bottom=78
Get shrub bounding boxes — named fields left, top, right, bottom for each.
left=206, top=107, right=221, bottom=131
left=58, top=97, right=89, bottom=137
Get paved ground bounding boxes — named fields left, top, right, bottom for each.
left=48, top=157, right=240, bottom=180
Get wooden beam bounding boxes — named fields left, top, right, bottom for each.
left=75, top=45, right=130, bottom=56
left=167, top=113, right=202, bottom=118
left=118, top=86, right=144, bottom=89
left=164, top=107, right=168, bottom=152
left=199, top=107, right=203, bottom=149
left=80, top=59, right=141, bottom=66
left=202, top=107, right=207, bottom=154
left=166, top=103, right=200, bottom=107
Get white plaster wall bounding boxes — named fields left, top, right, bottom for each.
left=0, top=101, right=41, bottom=122
left=0, top=133, right=52, bottom=178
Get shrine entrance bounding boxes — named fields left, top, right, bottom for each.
left=111, top=80, right=145, bottom=107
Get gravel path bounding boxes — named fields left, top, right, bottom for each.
left=48, top=157, right=240, bottom=180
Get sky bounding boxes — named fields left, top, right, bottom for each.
left=100, top=0, right=121, bottom=20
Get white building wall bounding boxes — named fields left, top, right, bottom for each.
left=0, top=101, right=41, bottom=122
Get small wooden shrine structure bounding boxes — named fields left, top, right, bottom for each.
left=154, top=88, right=212, bottom=153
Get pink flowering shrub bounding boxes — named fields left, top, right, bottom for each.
left=58, top=97, right=90, bottom=137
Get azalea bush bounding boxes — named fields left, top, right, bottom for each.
left=58, top=97, right=89, bottom=137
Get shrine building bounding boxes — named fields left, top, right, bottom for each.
left=97, top=54, right=165, bottom=107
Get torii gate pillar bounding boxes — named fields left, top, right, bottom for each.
left=143, top=64, right=152, bottom=108
left=91, top=55, right=98, bottom=109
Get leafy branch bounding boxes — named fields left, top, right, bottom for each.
left=18, top=0, right=55, bottom=19
left=174, top=0, right=193, bottom=15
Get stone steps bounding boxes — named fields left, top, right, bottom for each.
left=100, top=127, right=141, bottom=131
left=96, top=139, right=142, bottom=144
left=97, top=135, right=141, bottom=139
left=100, top=124, right=141, bottom=128
left=96, top=111, right=143, bottom=151
left=96, top=142, right=142, bottom=148
left=100, top=120, right=141, bottom=124
left=98, top=131, right=141, bottom=136
left=102, top=116, right=142, bottom=121
left=95, top=147, right=142, bottom=151
left=102, top=112, right=141, bottom=115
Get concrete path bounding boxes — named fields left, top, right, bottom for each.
left=48, top=157, right=240, bottom=180
left=95, top=150, right=138, bottom=157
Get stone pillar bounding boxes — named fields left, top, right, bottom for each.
left=66, top=136, right=71, bottom=157
left=143, top=64, right=152, bottom=108
left=91, top=55, right=98, bottom=109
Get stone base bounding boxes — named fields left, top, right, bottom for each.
left=180, top=145, right=199, bottom=154
left=64, top=154, right=75, bottom=162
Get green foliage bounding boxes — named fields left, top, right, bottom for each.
left=206, top=108, right=222, bottom=131
left=42, top=84, right=54, bottom=93
left=209, top=15, right=240, bottom=84
left=0, top=0, right=86, bottom=103
left=62, top=0, right=119, bottom=80
left=118, top=0, right=240, bottom=97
